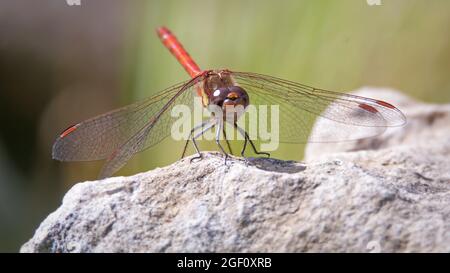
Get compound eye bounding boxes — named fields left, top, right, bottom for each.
left=210, top=87, right=229, bottom=106
left=212, top=88, right=226, bottom=99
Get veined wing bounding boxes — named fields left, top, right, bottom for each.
left=52, top=76, right=202, bottom=178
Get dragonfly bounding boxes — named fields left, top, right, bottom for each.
left=52, top=26, right=406, bottom=179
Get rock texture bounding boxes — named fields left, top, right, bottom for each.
left=21, top=89, right=450, bottom=253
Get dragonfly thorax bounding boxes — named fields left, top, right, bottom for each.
left=202, top=70, right=235, bottom=93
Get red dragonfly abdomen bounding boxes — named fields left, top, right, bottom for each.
left=157, top=27, right=202, bottom=79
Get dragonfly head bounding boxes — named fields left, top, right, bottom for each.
left=209, top=86, right=249, bottom=122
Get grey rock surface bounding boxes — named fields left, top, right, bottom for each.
left=21, top=89, right=450, bottom=253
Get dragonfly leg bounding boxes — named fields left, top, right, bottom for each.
left=233, top=123, right=248, bottom=157
left=215, top=120, right=230, bottom=165
left=235, top=123, right=270, bottom=158
left=222, top=126, right=233, bottom=155
left=233, top=124, right=250, bottom=166
left=190, top=121, right=215, bottom=163
left=181, top=120, right=209, bottom=159
left=247, top=132, right=270, bottom=158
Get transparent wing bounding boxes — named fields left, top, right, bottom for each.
left=231, top=71, right=406, bottom=143
left=52, top=77, right=202, bottom=178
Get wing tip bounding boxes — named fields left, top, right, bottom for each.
left=359, top=102, right=407, bottom=127
left=52, top=123, right=80, bottom=161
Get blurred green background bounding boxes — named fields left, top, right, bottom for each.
left=0, top=0, right=449, bottom=252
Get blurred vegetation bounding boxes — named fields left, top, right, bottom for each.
left=0, top=0, right=449, bottom=252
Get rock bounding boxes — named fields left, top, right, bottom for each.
left=305, top=87, right=450, bottom=160
left=21, top=88, right=450, bottom=253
